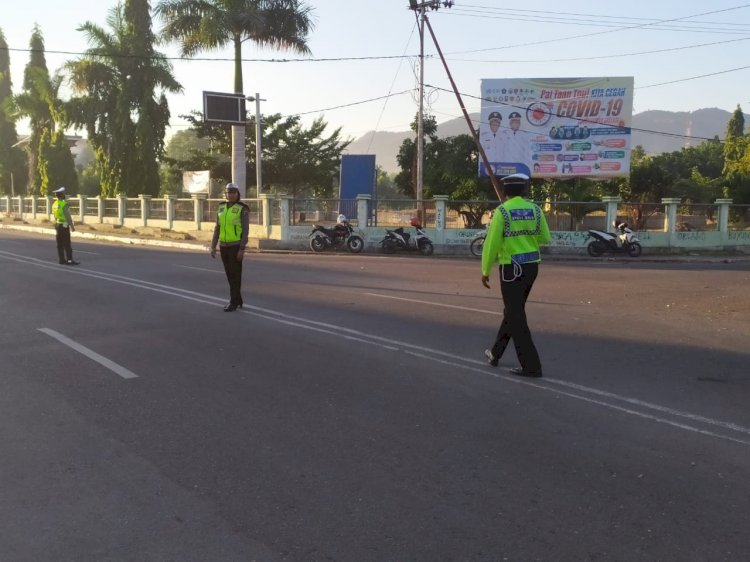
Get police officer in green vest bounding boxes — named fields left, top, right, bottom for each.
left=210, top=183, right=250, bottom=311
left=481, top=173, right=551, bottom=377
left=52, top=187, right=79, bottom=265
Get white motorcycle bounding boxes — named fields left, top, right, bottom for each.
left=379, top=219, right=434, bottom=256
left=587, top=220, right=642, bottom=257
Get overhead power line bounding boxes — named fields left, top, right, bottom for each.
left=284, top=90, right=414, bottom=118
left=446, top=37, right=750, bottom=64
left=0, top=46, right=418, bottom=63
left=444, top=7, right=750, bottom=34
left=442, top=4, right=750, bottom=55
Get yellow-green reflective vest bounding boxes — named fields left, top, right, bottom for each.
left=218, top=203, right=243, bottom=243
left=52, top=199, right=69, bottom=225
left=481, top=196, right=551, bottom=274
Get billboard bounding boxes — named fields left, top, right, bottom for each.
left=479, top=77, right=634, bottom=179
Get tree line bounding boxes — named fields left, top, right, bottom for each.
left=394, top=109, right=750, bottom=228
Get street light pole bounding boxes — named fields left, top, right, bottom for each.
left=247, top=93, right=266, bottom=196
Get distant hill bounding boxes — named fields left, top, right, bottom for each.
left=345, top=108, right=749, bottom=174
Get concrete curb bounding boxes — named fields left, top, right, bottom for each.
left=2, top=223, right=749, bottom=263
left=0, top=223, right=208, bottom=252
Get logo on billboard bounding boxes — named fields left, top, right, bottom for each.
left=526, top=102, right=552, bottom=127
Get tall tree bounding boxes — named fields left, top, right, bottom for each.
left=21, top=26, right=51, bottom=193
left=16, top=62, right=78, bottom=195
left=156, top=0, right=314, bottom=94
left=395, top=113, right=438, bottom=198
left=0, top=28, right=27, bottom=195
left=67, top=0, right=181, bottom=196
left=37, top=125, right=78, bottom=194
left=156, top=0, right=315, bottom=193
left=259, top=115, right=349, bottom=198
left=723, top=105, right=748, bottom=176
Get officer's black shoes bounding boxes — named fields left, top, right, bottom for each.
left=223, top=303, right=238, bottom=312
left=484, top=349, right=499, bottom=367
left=509, top=367, right=543, bottom=378
left=59, top=260, right=66, bottom=264
left=66, top=260, right=80, bottom=266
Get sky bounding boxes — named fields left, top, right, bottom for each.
left=3, top=0, right=750, bottom=145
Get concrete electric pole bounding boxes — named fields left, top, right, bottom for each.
left=247, top=93, right=266, bottom=196
left=408, top=0, right=454, bottom=214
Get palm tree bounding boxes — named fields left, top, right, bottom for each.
left=155, top=0, right=315, bottom=93
left=155, top=0, right=315, bottom=194
left=66, top=1, right=182, bottom=196
left=14, top=68, right=78, bottom=194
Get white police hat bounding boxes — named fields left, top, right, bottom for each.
left=53, top=187, right=66, bottom=194
left=502, top=173, right=530, bottom=184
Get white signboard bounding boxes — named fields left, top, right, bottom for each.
left=479, top=77, right=634, bottom=179
left=182, top=170, right=210, bottom=194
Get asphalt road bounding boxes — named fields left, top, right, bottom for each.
left=1, top=231, right=749, bottom=561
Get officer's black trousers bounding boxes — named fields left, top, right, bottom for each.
left=220, top=245, right=244, bottom=306
left=491, top=262, right=542, bottom=373
left=55, top=224, right=73, bottom=263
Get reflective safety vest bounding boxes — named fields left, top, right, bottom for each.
left=52, top=199, right=69, bottom=226
left=217, top=203, right=243, bottom=243
left=481, top=196, right=551, bottom=274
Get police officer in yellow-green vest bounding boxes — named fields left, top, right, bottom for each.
left=52, top=187, right=79, bottom=265
left=210, top=183, right=250, bottom=311
left=481, top=173, right=551, bottom=377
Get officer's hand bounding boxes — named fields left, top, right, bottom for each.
left=237, top=249, right=245, bottom=262
left=481, top=275, right=491, bottom=289
left=210, top=248, right=216, bottom=259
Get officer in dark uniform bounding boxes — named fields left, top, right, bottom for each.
left=210, top=183, right=250, bottom=311
left=481, top=174, right=551, bottom=377
left=51, top=187, right=79, bottom=265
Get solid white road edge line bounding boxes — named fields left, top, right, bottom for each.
left=3, top=249, right=748, bottom=444
left=403, top=350, right=750, bottom=448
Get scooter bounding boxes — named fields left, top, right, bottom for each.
left=379, top=220, right=434, bottom=256
left=587, top=221, right=642, bottom=257
left=309, top=219, right=364, bottom=253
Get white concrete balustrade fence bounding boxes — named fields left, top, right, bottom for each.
left=2, top=193, right=749, bottom=253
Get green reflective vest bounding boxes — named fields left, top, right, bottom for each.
left=52, top=199, right=69, bottom=226
left=218, top=203, right=243, bottom=243
left=481, top=196, right=552, bottom=275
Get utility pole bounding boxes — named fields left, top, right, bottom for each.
left=408, top=0, right=453, bottom=216
left=247, top=93, right=266, bottom=196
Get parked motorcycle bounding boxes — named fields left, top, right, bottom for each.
left=379, top=219, right=434, bottom=256
left=587, top=221, right=642, bottom=257
left=470, top=228, right=487, bottom=257
left=470, top=212, right=493, bottom=257
left=309, top=215, right=364, bottom=253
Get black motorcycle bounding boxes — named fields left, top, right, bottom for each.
left=379, top=223, right=434, bottom=256
left=309, top=222, right=364, bottom=253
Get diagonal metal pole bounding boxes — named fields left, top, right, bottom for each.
left=423, top=16, right=503, bottom=200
